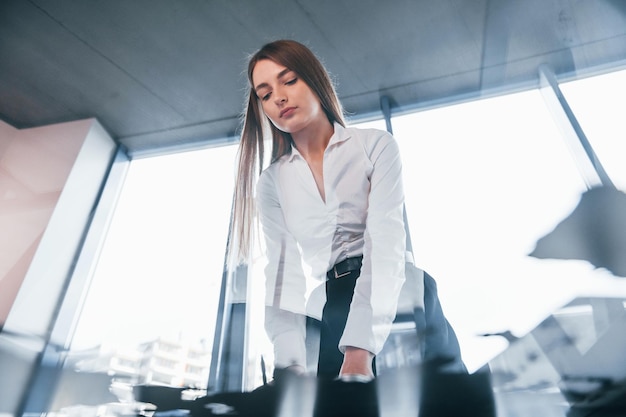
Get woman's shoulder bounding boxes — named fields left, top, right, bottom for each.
left=256, top=164, right=279, bottom=201
left=342, top=125, right=397, bottom=156
left=343, top=124, right=391, bottom=138
left=258, top=162, right=278, bottom=183
left=257, top=153, right=291, bottom=185
left=343, top=125, right=395, bottom=145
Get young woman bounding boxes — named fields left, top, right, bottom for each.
left=231, top=39, right=407, bottom=381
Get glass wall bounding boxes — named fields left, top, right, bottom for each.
left=244, top=69, right=626, bottom=379
left=393, top=90, right=588, bottom=371
left=47, top=67, right=626, bottom=411
left=65, top=145, right=237, bottom=394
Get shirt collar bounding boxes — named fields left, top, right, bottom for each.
left=285, top=122, right=351, bottom=162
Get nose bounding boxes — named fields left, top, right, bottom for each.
left=274, top=88, right=287, bottom=105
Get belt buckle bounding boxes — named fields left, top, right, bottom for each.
left=334, top=267, right=350, bottom=279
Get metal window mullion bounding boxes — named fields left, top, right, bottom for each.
left=538, top=65, right=615, bottom=190
left=207, top=198, right=248, bottom=393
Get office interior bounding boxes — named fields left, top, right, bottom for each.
left=1, top=1, right=626, bottom=416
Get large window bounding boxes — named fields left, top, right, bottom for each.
left=393, top=90, right=588, bottom=370
left=560, top=69, right=626, bottom=190
left=59, top=68, right=626, bottom=400
left=68, top=145, right=237, bottom=389
left=391, top=73, right=626, bottom=371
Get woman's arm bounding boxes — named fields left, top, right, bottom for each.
left=256, top=170, right=309, bottom=371
left=339, top=132, right=407, bottom=374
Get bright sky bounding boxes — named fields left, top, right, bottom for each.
left=71, top=146, right=237, bottom=350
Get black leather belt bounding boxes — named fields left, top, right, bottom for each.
left=327, top=256, right=363, bottom=279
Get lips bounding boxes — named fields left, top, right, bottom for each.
left=280, top=107, right=296, bottom=118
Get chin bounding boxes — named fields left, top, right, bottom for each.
left=274, top=121, right=300, bottom=135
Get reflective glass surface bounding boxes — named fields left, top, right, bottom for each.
left=24, top=69, right=626, bottom=416
left=38, top=146, right=238, bottom=415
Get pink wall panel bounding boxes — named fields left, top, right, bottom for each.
left=0, top=119, right=91, bottom=325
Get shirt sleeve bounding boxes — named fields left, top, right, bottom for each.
left=339, top=132, right=407, bottom=355
left=256, top=168, right=308, bottom=369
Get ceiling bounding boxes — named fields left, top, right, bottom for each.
left=1, top=0, right=626, bottom=156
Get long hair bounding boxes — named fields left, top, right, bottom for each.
left=230, top=39, right=345, bottom=263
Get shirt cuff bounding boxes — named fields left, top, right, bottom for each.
left=272, top=329, right=307, bottom=369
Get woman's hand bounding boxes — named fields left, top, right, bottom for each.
left=339, top=346, right=374, bottom=380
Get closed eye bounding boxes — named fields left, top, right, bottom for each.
left=256, top=75, right=297, bottom=101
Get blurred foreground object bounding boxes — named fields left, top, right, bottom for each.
left=530, top=186, right=626, bottom=277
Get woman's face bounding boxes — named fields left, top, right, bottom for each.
left=252, top=59, right=324, bottom=134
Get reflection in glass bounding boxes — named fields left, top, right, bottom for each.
left=392, top=88, right=626, bottom=371
left=36, top=69, right=626, bottom=415
left=490, top=296, right=626, bottom=416
left=244, top=83, right=626, bottom=385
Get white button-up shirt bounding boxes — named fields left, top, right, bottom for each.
left=256, top=123, right=406, bottom=369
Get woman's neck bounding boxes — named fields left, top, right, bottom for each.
left=291, top=117, right=334, bottom=159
